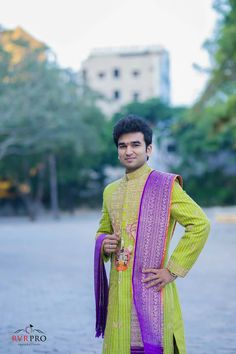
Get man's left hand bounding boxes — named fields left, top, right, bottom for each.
left=142, top=268, right=176, bottom=292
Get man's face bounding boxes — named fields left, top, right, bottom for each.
left=117, top=132, right=152, bottom=172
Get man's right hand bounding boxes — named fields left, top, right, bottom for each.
left=102, top=234, right=120, bottom=255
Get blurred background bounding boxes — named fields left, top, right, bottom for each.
left=0, top=0, right=235, bottom=353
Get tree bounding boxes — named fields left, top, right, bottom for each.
left=0, top=26, right=109, bottom=215
left=169, top=0, right=236, bottom=205
left=112, top=98, right=173, bottom=127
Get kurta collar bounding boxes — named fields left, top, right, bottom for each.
left=125, top=163, right=152, bottom=181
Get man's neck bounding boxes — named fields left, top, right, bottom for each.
left=126, top=162, right=146, bottom=174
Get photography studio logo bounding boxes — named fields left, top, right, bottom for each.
left=12, top=324, right=47, bottom=346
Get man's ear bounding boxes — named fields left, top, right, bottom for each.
left=146, top=144, right=152, bottom=156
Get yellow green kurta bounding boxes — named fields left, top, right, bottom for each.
left=96, top=163, right=210, bottom=354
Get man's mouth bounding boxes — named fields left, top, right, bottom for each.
left=125, top=158, right=135, bottom=161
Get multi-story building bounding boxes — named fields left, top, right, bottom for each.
left=81, top=45, right=170, bottom=116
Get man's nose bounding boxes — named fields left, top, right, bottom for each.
left=126, top=146, right=133, bottom=155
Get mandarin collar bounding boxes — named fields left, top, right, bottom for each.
left=125, top=163, right=152, bottom=181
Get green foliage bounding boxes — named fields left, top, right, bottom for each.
left=199, top=0, right=236, bottom=105
left=0, top=27, right=110, bottom=212
left=170, top=0, right=236, bottom=205
left=2, top=6, right=236, bottom=211
left=112, top=98, right=172, bottom=127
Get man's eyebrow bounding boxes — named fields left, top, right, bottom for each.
left=118, top=140, right=141, bottom=145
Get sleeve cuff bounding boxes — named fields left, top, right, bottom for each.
left=167, top=259, right=188, bottom=277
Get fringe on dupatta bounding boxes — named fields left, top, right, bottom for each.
left=94, top=233, right=108, bottom=338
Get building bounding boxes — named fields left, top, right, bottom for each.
left=81, top=45, right=170, bottom=116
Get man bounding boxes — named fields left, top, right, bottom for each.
left=94, top=115, right=210, bottom=354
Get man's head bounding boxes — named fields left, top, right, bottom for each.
left=113, top=114, right=153, bottom=172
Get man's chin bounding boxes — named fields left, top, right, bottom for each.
left=123, top=159, right=136, bottom=166
left=122, top=160, right=142, bottom=171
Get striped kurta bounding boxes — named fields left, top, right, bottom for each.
left=96, top=163, right=210, bottom=354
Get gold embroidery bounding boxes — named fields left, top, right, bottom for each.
left=126, top=222, right=138, bottom=240
left=112, top=320, right=122, bottom=329
left=167, top=259, right=188, bottom=277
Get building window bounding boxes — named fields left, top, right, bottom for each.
left=133, top=92, right=140, bottom=101
left=132, top=69, right=140, bottom=77
left=113, top=90, right=121, bottom=100
left=113, top=68, right=120, bottom=78
left=98, top=71, right=106, bottom=79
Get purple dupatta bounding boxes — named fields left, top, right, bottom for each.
left=94, top=170, right=182, bottom=353
left=132, top=170, right=182, bottom=354
left=94, top=233, right=108, bottom=338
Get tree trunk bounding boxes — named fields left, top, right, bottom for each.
left=35, top=163, right=46, bottom=216
left=20, top=159, right=35, bottom=221
left=48, top=153, right=59, bottom=219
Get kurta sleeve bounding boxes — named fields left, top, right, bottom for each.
left=167, top=181, right=211, bottom=277
left=96, top=188, right=113, bottom=262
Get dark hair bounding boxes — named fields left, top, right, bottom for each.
left=113, top=114, right=153, bottom=148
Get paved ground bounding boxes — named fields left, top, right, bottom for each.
left=0, top=207, right=235, bottom=354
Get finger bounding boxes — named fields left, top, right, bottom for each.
left=156, top=282, right=165, bottom=292
left=106, top=234, right=120, bottom=241
left=104, top=249, right=112, bottom=254
left=142, top=268, right=160, bottom=274
left=105, top=239, right=118, bottom=245
left=104, top=244, right=117, bottom=250
left=146, top=278, right=162, bottom=288
left=105, top=250, right=113, bottom=254
left=105, top=239, right=119, bottom=246
left=142, top=275, right=160, bottom=283
left=104, top=244, right=118, bottom=252
left=104, top=240, right=118, bottom=247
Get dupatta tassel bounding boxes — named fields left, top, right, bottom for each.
left=94, top=234, right=108, bottom=338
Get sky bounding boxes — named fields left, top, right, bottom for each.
left=1, top=0, right=217, bottom=106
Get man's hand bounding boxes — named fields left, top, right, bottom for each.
left=142, top=268, right=177, bottom=291
left=102, top=234, right=120, bottom=255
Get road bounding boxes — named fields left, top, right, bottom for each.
left=0, top=207, right=235, bottom=354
